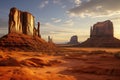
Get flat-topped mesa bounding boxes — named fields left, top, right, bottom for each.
left=79, top=20, right=120, bottom=47
left=68, top=35, right=79, bottom=45
left=9, top=7, right=41, bottom=37
left=90, top=20, right=113, bottom=38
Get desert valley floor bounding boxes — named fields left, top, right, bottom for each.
left=0, top=47, right=120, bottom=80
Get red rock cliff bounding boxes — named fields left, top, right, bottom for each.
left=90, top=20, right=113, bottom=38
left=9, top=7, right=40, bottom=37
left=79, top=20, right=120, bottom=47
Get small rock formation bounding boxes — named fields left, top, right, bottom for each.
left=79, top=20, right=120, bottom=47
left=37, top=22, right=41, bottom=37
left=48, top=36, right=53, bottom=43
left=9, top=7, right=40, bottom=37
left=68, top=35, right=79, bottom=45
left=90, top=20, right=113, bottom=38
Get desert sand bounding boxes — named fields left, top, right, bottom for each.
left=0, top=47, right=120, bottom=80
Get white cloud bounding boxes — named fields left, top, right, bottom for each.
left=41, top=22, right=53, bottom=27
left=39, top=0, right=49, bottom=8
left=51, top=18, right=62, bottom=23
left=68, top=0, right=120, bottom=18
left=53, top=0, right=61, bottom=4
left=64, top=19, right=74, bottom=26
left=74, top=0, right=81, bottom=6
left=110, top=17, right=120, bottom=21
left=96, top=5, right=102, bottom=10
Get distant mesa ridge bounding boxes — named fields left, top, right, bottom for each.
left=79, top=20, right=120, bottom=47
left=9, top=7, right=40, bottom=37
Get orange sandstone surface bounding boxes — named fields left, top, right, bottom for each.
left=0, top=48, right=120, bottom=80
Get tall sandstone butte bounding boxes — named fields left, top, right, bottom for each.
left=0, top=7, right=56, bottom=51
left=9, top=7, right=40, bottom=37
left=90, top=20, right=113, bottom=38
left=79, top=20, right=120, bottom=47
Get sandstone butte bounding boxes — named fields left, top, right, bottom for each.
left=0, top=7, right=56, bottom=51
left=9, top=7, right=40, bottom=37
left=79, top=20, right=120, bottom=47
left=68, top=35, right=79, bottom=45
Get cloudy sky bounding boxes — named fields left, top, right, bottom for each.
left=0, top=0, right=120, bottom=43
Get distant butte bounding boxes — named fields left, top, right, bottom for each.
left=68, top=35, right=79, bottom=45
left=79, top=20, right=120, bottom=47
left=90, top=20, right=113, bottom=38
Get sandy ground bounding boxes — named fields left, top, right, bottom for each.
left=0, top=48, right=120, bottom=80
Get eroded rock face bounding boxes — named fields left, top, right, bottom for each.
left=0, top=33, right=56, bottom=51
left=68, top=35, right=79, bottom=45
left=90, top=20, right=113, bottom=38
left=9, top=7, right=40, bottom=37
left=9, top=7, right=23, bottom=33
left=0, top=7, right=56, bottom=51
left=79, top=20, right=120, bottom=47
left=22, top=12, right=34, bottom=36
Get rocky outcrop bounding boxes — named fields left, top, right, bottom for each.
left=48, top=36, right=53, bottom=43
left=9, top=7, right=23, bottom=33
left=9, top=7, right=40, bottom=37
left=37, top=22, right=41, bottom=37
left=0, top=33, right=56, bottom=52
left=79, top=20, right=120, bottom=47
left=68, top=35, right=79, bottom=45
left=0, top=7, right=56, bottom=52
left=90, top=20, right=113, bottom=38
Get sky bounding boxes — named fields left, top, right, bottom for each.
left=0, top=0, right=120, bottom=43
